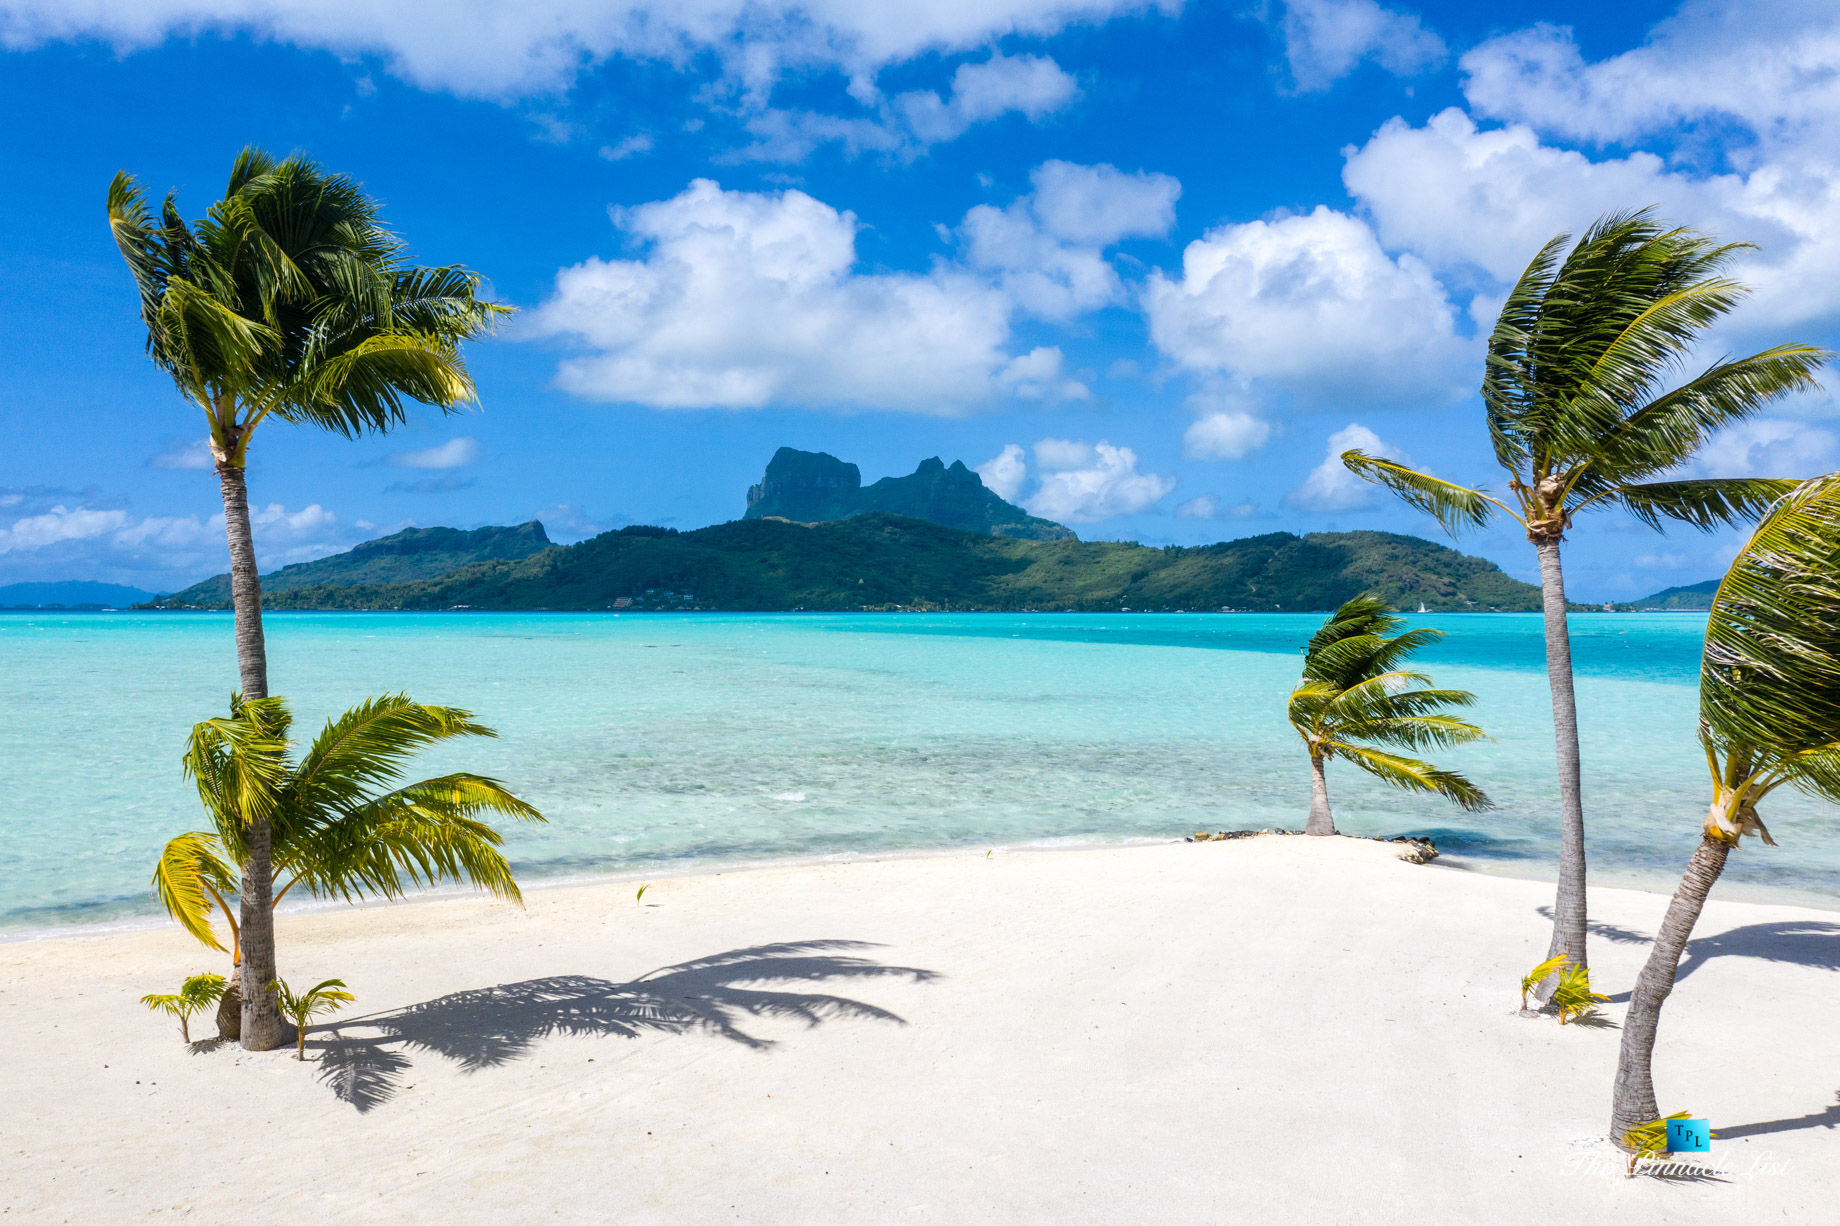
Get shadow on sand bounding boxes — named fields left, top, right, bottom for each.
left=308, top=939, right=938, bottom=1112
left=1718, top=1090, right=1840, bottom=1141
left=1535, top=908, right=1840, bottom=1003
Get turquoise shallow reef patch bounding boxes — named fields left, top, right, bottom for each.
left=2, top=610, right=1832, bottom=933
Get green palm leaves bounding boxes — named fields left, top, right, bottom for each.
left=107, top=148, right=507, bottom=464
left=1343, top=210, right=1827, bottom=541
left=1610, top=474, right=1840, bottom=1147
left=1291, top=596, right=1490, bottom=834
left=1343, top=209, right=1827, bottom=987
left=140, top=973, right=228, bottom=1044
left=271, top=978, right=357, bottom=1060
left=153, top=693, right=544, bottom=955
left=1700, top=472, right=1840, bottom=830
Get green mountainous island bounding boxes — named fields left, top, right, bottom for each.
left=146, top=448, right=1542, bottom=613
left=1619, top=579, right=1720, bottom=611
left=155, top=521, right=553, bottom=607
left=747, top=447, right=1074, bottom=540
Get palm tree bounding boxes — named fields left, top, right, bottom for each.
left=108, top=149, right=510, bottom=1048
left=272, top=978, right=357, bottom=1060
left=153, top=693, right=543, bottom=1041
left=1342, top=210, right=1827, bottom=991
left=1290, top=595, right=1491, bottom=835
left=1610, top=473, right=1840, bottom=1146
left=140, top=972, right=227, bottom=1044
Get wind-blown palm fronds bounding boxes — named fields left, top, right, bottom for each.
left=1290, top=596, right=1490, bottom=835
left=1340, top=209, right=1829, bottom=991
left=1610, top=473, right=1840, bottom=1146
left=152, top=693, right=544, bottom=978
left=109, top=151, right=508, bottom=1050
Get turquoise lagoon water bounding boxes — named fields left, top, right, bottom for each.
left=2, top=610, right=1836, bottom=934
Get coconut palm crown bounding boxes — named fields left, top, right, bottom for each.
left=1340, top=209, right=1828, bottom=989
left=153, top=694, right=544, bottom=1013
left=1610, top=472, right=1840, bottom=1145
left=108, top=149, right=510, bottom=1049
left=1290, top=595, right=1491, bottom=836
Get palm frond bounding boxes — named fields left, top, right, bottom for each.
left=1581, top=346, right=1830, bottom=487
left=1702, top=472, right=1840, bottom=800
left=289, top=695, right=496, bottom=818
left=183, top=694, right=292, bottom=839
left=272, top=333, right=478, bottom=436
left=1615, top=478, right=1801, bottom=533
left=152, top=832, right=237, bottom=952
left=1305, top=628, right=1445, bottom=689
left=1303, top=594, right=1403, bottom=655
left=1328, top=743, right=1493, bottom=810
left=282, top=773, right=544, bottom=904
left=1335, top=712, right=1491, bottom=753
left=1341, top=452, right=1502, bottom=533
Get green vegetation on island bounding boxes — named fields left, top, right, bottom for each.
left=1622, top=579, right=1721, bottom=611
left=152, top=522, right=552, bottom=608
left=746, top=446, right=1074, bottom=540
left=193, top=513, right=1542, bottom=613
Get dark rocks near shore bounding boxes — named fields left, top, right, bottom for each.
left=1186, top=829, right=1440, bottom=863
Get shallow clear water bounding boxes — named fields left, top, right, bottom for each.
left=2, top=610, right=1834, bottom=934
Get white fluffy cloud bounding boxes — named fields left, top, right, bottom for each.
left=1284, top=423, right=1399, bottom=512
left=739, top=53, right=1081, bottom=161
left=1175, top=494, right=1264, bottom=520
left=1143, top=206, right=1470, bottom=409
left=1183, top=411, right=1270, bottom=461
left=961, top=159, right=1180, bottom=319
left=1459, top=3, right=1840, bottom=150
left=147, top=437, right=213, bottom=471
left=1024, top=439, right=1175, bottom=522
left=387, top=436, right=480, bottom=469
left=0, top=0, right=1164, bottom=100
left=895, top=52, right=1079, bottom=143
left=1689, top=419, right=1840, bottom=479
left=1343, top=107, right=1840, bottom=339
left=1279, top=0, right=1445, bottom=92
left=976, top=444, right=1028, bottom=500
left=526, top=177, right=1106, bottom=411
left=0, top=488, right=350, bottom=586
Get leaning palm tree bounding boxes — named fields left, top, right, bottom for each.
left=1610, top=473, right=1840, bottom=1146
left=1290, top=595, right=1492, bottom=835
left=1343, top=210, right=1827, bottom=990
left=108, top=150, right=509, bottom=1048
left=153, top=693, right=543, bottom=1041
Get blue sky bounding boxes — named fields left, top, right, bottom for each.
left=3, top=0, right=1837, bottom=599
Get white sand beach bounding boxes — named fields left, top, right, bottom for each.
left=3, top=835, right=1835, bottom=1224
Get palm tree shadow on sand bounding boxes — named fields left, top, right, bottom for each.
left=309, top=939, right=938, bottom=1112
left=1536, top=907, right=1840, bottom=1139
left=1535, top=908, right=1840, bottom=998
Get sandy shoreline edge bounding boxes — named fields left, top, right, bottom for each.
left=10, top=826, right=1837, bottom=949
left=4, top=834, right=1834, bottom=1224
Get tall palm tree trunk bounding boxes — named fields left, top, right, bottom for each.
left=1609, top=834, right=1731, bottom=1145
left=1534, top=537, right=1589, bottom=997
left=216, top=459, right=286, bottom=1051
left=1305, top=752, right=1335, bottom=835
